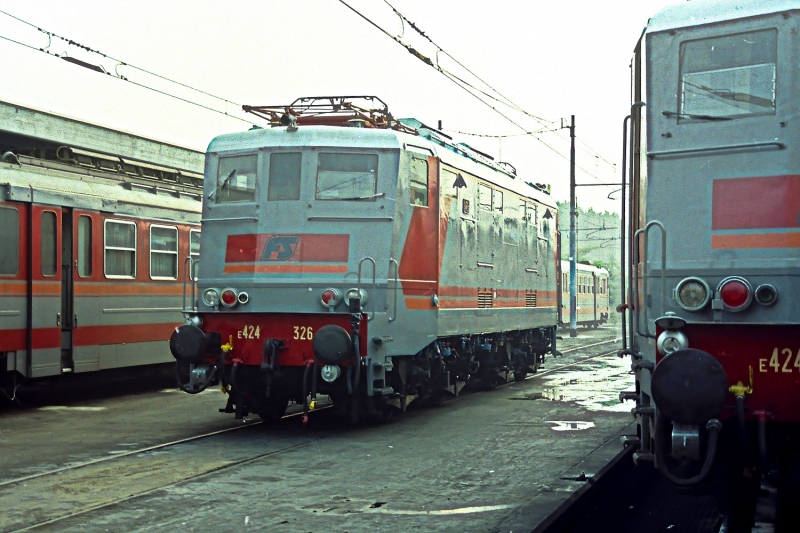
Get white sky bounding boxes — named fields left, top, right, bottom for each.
left=1, top=0, right=677, bottom=213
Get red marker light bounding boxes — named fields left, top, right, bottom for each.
left=221, top=289, right=238, bottom=307
left=719, top=278, right=750, bottom=310
left=320, top=288, right=340, bottom=308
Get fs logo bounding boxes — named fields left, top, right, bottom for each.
left=261, top=236, right=299, bottom=261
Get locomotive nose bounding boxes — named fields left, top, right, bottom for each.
left=170, top=324, right=208, bottom=363
left=651, top=348, right=729, bottom=425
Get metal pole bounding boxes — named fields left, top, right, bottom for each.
left=569, top=115, right=577, bottom=338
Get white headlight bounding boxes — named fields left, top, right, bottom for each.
left=657, top=329, right=688, bottom=356
left=202, top=288, right=219, bottom=307
left=320, top=365, right=341, bottom=383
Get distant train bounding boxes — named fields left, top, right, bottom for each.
left=559, top=260, right=609, bottom=329
left=169, top=96, right=561, bottom=423
left=0, top=100, right=203, bottom=394
left=622, top=2, right=800, bottom=531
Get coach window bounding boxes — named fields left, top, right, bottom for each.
left=214, top=154, right=257, bottom=203
left=409, top=156, right=428, bottom=206
left=316, top=153, right=378, bottom=200
left=268, top=152, right=302, bottom=201
left=41, top=211, right=57, bottom=277
left=77, top=215, right=92, bottom=277
left=679, top=29, right=777, bottom=120
left=190, top=229, right=201, bottom=280
left=105, top=220, right=137, bottom=278
left=0, top=206, right=19, bottom=275
left=150, top=225, right=178, bottom=280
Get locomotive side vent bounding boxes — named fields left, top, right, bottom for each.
left=526, top=290, right=537, bottom=308
left=478, top=290, right=494, bottom=309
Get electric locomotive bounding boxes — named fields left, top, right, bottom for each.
left=622, top=2, right=800, bottom=529
left=170, top=96, right=560, bottom=424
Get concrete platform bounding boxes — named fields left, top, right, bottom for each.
left=1, top=326, right=633, bottom=533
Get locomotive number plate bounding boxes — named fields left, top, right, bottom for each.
left=238, top=325, right=261, bottom=339
left=759, top=348, right=800, bottom=373
left=293, top=326, right=313, bottom=340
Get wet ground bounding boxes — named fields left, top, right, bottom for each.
left=1, top=325, right=633, bottom=533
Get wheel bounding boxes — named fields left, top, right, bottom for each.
left=257, top=396, right=289, bottom=422
left=513, top=371, right=528, bottom=382
left=777, top=454, right=800, bottom=532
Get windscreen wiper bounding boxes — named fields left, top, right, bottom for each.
left=662, top=110, right=731, bottom=121
left=339, top=192, right=386, bottom=201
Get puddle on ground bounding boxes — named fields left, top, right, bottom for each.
left=547, top=420, right=596, bottom=431
left=538, top=355, right=635, bottom=412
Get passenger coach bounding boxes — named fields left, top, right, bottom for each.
left=0, top=101, right=202, bottom=392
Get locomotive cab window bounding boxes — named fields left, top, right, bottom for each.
left=409, top=156, right=428, bottom=206
left=105, top=219, right=137, bottom=278
left=316, top=152, right=378, bottom=200
left=214, top=154, right=257, bottom=203
left=150, top=225, right=178, bottom=280
left=268, top=152, right=302, bottom=201
left=679, top=29, right=777, bottom=120
left=0, top=206, right=19, bottom=275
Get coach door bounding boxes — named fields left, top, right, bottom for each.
left=29, top=205, right=63, bottom=377
left=59, top=209, right=75, bottom=372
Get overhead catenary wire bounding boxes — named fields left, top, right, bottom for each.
left=381, top=0, right=617, bottom=173
left=332, top=0, right=600, bottom=180
left=0, top=9, right=252, bottom=125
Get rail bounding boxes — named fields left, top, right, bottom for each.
left=357, top=257, right=377, bottom=321
left=182, top=256, right=198, bottom=313
left=632, top=221, right=666, bottom=339
left=388, top=258, right=399, bottom=322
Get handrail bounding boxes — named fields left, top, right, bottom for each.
left=182, top=256, right=197, bottom=313
left=632, top=221, right=666, bottom=339
left=357, top=257, right=377, bottom=321
left=647, top=141, right=784, bottom=159
left=388, top=258, right=399, bottom=322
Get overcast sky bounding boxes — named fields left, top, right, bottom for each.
left=1, top=0, right=677, bottom=213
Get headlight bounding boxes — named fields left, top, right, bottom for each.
left=320, top=365, right=341, bottom=383
left=657, top=329, right=689, bottom=356
left=202, top=288, right=219, bottom=307
left=344, top=288, right=368, bottom=306
left=675, top=277, right=711, bottom=311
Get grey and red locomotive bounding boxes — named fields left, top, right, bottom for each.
left=170, top=96, right=561, bottom=423
left=622, top=2, right=800, bottom=530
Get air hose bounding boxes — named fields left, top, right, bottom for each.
left=655, top=411, right=722, bottom=485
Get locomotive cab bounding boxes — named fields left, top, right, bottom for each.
left=623, top=2, right=800, bottom=529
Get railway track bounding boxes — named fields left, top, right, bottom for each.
left=2, top=332, right=622, bottom=532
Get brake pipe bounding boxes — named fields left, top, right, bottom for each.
left=655, top=411, right=722, bottom=485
